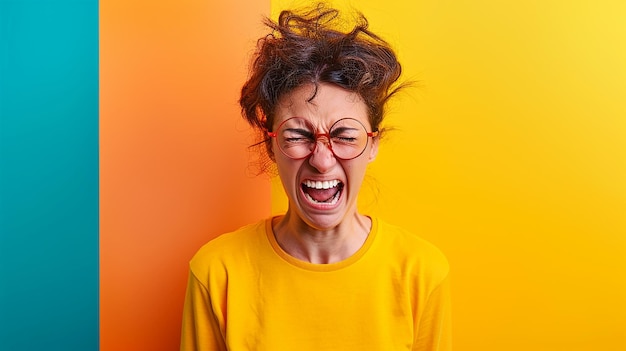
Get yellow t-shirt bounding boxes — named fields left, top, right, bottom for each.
left=181, top=217, right=451, bottom=351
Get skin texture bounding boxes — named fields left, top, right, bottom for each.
left=271, top=83, right=379, bottom=264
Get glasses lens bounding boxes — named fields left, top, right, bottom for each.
left=329, top=118, right=369, bottom=159
left=276, top=118, right=316, bottom=159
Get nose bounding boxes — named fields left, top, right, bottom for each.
left=308, top=139, right=336, bottom=173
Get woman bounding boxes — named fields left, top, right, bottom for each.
left=181, top=5, right=450, bottom=351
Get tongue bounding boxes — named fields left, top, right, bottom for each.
left=304, top=187, right=338, bottom=202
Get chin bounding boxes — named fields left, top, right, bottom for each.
left=295, top=196, right=359, bottom=231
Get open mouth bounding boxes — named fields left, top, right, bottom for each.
left=301, top=179, right=343, bottom=205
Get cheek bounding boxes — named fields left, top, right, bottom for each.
left=275, top=157, right=301, bottom=188
left=342, top=161, right=369, bottom=184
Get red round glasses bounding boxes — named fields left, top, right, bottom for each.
left=267, top=117, right=379, bottom=160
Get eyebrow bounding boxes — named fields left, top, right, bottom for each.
left=330, top=126, right=360, bottom=134
left=283, top=127, right=313, bottom=135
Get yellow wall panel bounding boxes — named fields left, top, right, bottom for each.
left=271, top=0, right=626, bottom=349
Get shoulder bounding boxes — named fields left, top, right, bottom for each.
left=373, top=218, right=450, bottom=283
left=189, top=219, right=267, bottom=279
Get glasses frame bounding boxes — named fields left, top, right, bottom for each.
left=267, top=117, right=379, bottom=160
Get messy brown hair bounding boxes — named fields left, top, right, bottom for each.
left=240, top=4, right=404, bottom=164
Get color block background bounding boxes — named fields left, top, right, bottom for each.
left=270, top=2, right=626, bottom=351
left=1, top=0, right=99, bottom=350
left=1, top=0, right=625, bottom=350
left=99, top=0, right=271, bottom=350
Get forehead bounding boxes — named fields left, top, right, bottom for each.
left=274, top=83, right=369, bottom=129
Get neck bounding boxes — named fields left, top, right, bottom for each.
left=272, top=210, right=371, bottom=264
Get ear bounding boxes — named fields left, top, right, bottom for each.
left=266, top=140, right=276, bottom=162
left=367, top=136, right=379, bottom=163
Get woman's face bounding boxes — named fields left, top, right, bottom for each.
left=272, top=83, right=379, bottom=230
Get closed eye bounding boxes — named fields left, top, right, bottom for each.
left=334, top=136, right=357, bottom=142
left=285, top=137, right=311, bottom=143
left=283, top=128, right=314, bottom=143
left=331, top=127, right=360, bottom=144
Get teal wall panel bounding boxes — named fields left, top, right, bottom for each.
left=0, top=1, right=99, bottom=350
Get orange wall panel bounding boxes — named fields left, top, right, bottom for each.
left=100, top=1, right=270, bottom=350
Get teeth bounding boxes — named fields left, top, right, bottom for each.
left=304, top=179, right=340, bottom=189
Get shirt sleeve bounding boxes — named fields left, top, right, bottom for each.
left=180, top=270, right=227, bottom=351
left=413, top=275, right=452, bottom=351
